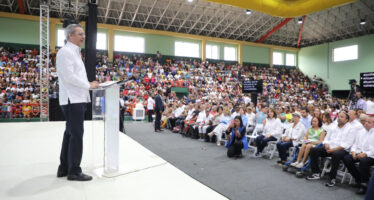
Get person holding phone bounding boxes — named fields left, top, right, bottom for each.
left=225, top=116, right=248, bottom=158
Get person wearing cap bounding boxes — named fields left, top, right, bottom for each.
left=291, top=116, right=325, bottom=168
left=344, top=101, right=374, bottom=195
left=276, top=111, right=305, bottom=165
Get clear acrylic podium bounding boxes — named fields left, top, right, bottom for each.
left=91, top=82, right=121, bottom=177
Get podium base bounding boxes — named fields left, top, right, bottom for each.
left=91, top=163, right=166, bottom=178
left=92, top=167, right=137, bottom=178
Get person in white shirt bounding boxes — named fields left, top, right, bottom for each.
left=197, top=108, right=211, bottom=141
left=306, top=111, right=357, bottom=187
left=343, top=110, right=374, bottom=195
left=245, top=107, right=256, bottom=134
left=208, top=108, right=232, bottom=146
left=276, top=111, right=305, bottom=164
left=255, top=109, right=282, bottom=157
left=205, top=106, right=223, bottom=142
left=191, top=105, right=207, bottom=139
left=147, top=94, right=155, bottom=122
left=56, top=24, right=99, bottom=182
left=169, top=101, right=185, bottom=129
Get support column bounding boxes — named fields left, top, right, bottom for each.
left=50, top=22, right=56, bottom=53
left=269, top=48, right=273, bottom=68
left=238, top=43, right=243, bottom=65
left=201, top=38, right=206, bottom=62
left=108, top=29, right=114, bottom=62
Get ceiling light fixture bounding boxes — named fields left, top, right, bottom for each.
left=246, top=9, right=251, bottom=15
left=360, top=19, right=366, bottom=25
left=298, top=17, right=303, bottom=24
left=187, top=0, right=193, bottom=2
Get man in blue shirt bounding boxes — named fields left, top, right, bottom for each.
left=300, top=107, right=312, bottom=129
left=350, top=91, right=367, bottom=111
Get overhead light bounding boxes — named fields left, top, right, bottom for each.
left=298, top=17, right=303, bottom=24
left=360, top=19, right=366, bottom=25
left=187, top=0, right=193, bottom=2
left=246, top=9, right=251, bottom=15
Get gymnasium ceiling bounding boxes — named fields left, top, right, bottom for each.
left=1, top=0, right=374, bottom=48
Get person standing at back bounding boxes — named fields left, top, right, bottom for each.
left=56, top=24, right=99, bottom=181
left=147, top=92, right=155, bottom=123
left=155, top=89, right=164, bottom=132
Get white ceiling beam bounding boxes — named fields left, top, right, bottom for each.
left=131, top=0, right=143, bottom=26
left=142, top=0, right=157, bottom=28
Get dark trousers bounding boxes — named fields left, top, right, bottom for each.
left=155, top=110, right=161, bottom=131
left=175, top=118, right=185, bottom=126
left=255, top=135, right=277, bottom=153
left=169, top=117, right=179, bottom=129
left=310, top=146, right=348, bottom=179
left=276, top=141, right=293, bottom=161
left=365, top=173, right=374, bottom=200
left=227, top=140, right=244, bottom=158
left=58, top=102, right=86, bottom=175
left=343, top=155, right=374, bottom=184
left=120, top=108, right=124, bottom=133
left=148, top=109, right=153, bottom=122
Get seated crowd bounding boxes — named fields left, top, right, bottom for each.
left=109, top=53, right=373, bottom=196
left=1, top=46, right=374, bottom=196
left=0, top=46, right=44, bottom=119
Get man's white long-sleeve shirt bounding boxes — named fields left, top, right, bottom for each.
left=351, top=128, right=374, bottom=159
left=284, top=121, right=306, bottom=146
left=57, top=42, right=91, bottom=105
left=323, top=123, right=355, bottom=151
left=147, top=97, right=155, bottom=110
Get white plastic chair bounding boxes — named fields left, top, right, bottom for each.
left=246, top=124, right=263, bottom=155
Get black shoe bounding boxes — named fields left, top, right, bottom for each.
left=57, top=171, right=67, bottom=178
left=325, top=178, right=336, bottom=187
left=306, top=173, right=321, bottom=180
left=67, top=173, right=93, bottom=181
left=277, top=160, right=285, bottom=164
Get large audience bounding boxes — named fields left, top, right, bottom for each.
left=109, top=52, right=373, bottom=196
left=0, top=46, right=43, bottom=119
left=1, top=46, right=374, bottom=197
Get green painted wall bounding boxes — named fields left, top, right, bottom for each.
left=0, top=17, right=39, bottom=45
left=299, top=34, right=374, bottom=91
left=0, top=16, right=299, bottom=65
left=242, top=45, right=269, bottom=64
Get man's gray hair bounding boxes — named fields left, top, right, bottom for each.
left=64, top=24, right=82, bottom=41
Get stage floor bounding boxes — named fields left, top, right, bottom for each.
left=0, top=121, right=227, bottom=200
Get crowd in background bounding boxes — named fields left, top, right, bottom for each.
left=1, top=46, right=374, bottom=196
left=0, top=46, right=44, bottom=119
